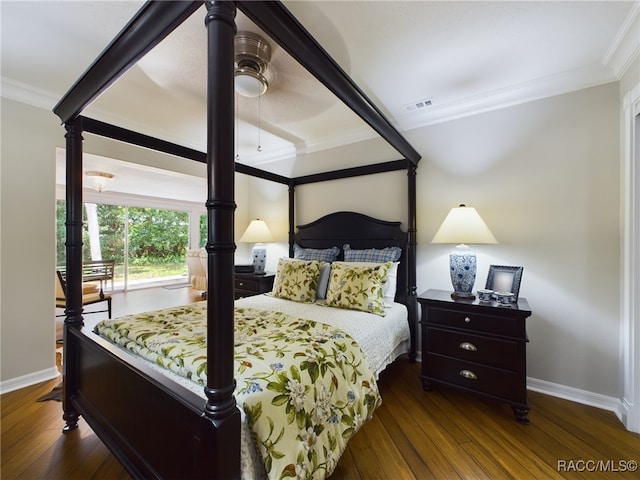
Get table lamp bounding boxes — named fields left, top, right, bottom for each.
left=431, top=204, right=497, bottom=300
left=239, top=219, right=274, bottom=275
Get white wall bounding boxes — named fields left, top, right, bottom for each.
left=244, top=166, right=411, bottom=273
left=411, top=83, right=621, bottom=398
left=1, top=99, right=60, bottom=387
left=0, top=82, right=626, bottom=408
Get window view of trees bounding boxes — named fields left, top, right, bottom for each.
left=199, top=214, right=207, bottom=248
left=56, top=200, right=190, bottom=289
left=128, top=207, right=189, bottom=281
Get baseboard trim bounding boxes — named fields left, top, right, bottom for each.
left=527, top=376, right=623, bottom=421
left=0, top=367, right=60, bottom=395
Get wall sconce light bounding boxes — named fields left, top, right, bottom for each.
left=431, top=204, right=497, bottom=300
left=239, top=219, right=274, bottom=275
left=86, top=171, right=114, bottom=193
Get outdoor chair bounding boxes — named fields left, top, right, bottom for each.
left=55, top=270, right=112, bottom=318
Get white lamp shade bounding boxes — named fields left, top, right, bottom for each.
left=239, top=219, right=274, bottom=243
left=431, top=205, right=497, bottom=245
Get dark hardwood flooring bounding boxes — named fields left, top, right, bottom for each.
left=3, top=286, right=639, bottom=479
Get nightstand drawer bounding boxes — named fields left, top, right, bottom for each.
left=427, top=307, right=521, bottom=338
left=234, top=277, right=260, bottom=292
left=425, top=327, right=518, bottom=370
left=424, top=354, right=525, bottom=403
left=234, top=273, right=274, bottom=299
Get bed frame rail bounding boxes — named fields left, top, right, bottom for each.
left=67, top=325, right=238, bottom=479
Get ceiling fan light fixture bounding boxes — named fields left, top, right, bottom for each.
left=235, top=31, right=271, bottom=98
left=86, top=171, right=114, bottom=193
left=235, top=67, right=268, bottom=97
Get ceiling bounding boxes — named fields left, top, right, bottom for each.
left=2, top=1, right=638, bottom=200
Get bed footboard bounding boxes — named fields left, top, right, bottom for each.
left=64, top=326, right=240, bottom=479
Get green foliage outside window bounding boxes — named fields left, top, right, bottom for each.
left=95, top=204, right=126, bottom=264
left=55, top=200, right=67, bottom=264
left=56, top=201, right=126, bottom=264
left=128, top=207, right=189, bottom=265
left=56, top=200, right=189, bottom=283
left=199, top=214, right=207, bottom=248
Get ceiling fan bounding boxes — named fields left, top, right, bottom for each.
left=234, top=31, right=271, bottom=98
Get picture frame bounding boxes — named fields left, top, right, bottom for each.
left=485, top=265, right=523, bottom=301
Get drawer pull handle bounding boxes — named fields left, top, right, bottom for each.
left=464, top=316, right=471, bottom=323
left=459, top=369, right=477, bottom=380
left=459, top=342, right=477, bottom=352
left=238, top=282, right=244, bottom=286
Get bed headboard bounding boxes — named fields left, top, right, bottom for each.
left=293, top=211, right=409, bottom=306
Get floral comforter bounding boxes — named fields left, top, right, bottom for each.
left=94, top=303, right=381, bottom=479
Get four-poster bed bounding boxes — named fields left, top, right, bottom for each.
left=53, top=1, right=421, bottom=478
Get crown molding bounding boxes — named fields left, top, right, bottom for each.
left=298, top=124, right=381, bottom=156
left=0, top=57, right=626, bottom=166
left=237, top=143, right=297, bottom=167
left=602, top=1, right=640, bottom=79
left=291, top=63, right=621, bottom=152
left=1, top=76, right=59, bottom=111
left=395, top=64, right=618, bottom=133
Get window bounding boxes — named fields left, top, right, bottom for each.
left=199, top=213, right=207, bottom=248
left=127, top=207, right=189, bottom=286
left=56, top=201, right=190, bottom=290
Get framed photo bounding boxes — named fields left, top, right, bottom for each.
left=486, top=265, right=523, bottom=301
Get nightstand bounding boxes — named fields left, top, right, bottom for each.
left=418, top=289, right=532, bottom=424
left=234, top=272, right=274, bottom=299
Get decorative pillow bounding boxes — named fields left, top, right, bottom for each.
left=384, top=261, right=399, bottom=306
left=340, top=261, right=399, bottom=307
left=271, top=257, right=324, bottom=303
left=325, top=261, right=392, bottom=315
left=316, top=263, right=332, bottom=299
left=293, top=244, right=340, bottom=263
left=343, top=243, right=401, bottom=263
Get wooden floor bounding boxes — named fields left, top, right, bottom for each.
left=3, top=286, right=640, bottom=479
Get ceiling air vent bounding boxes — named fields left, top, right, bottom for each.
left=405, top=98, right=433, bottom=112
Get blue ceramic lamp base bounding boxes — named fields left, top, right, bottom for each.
left=252, top=244, right=267, bottom=275
left=449, top=244, right=476, bottom=300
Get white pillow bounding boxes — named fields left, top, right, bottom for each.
left=316, top=263, right=332, bottom=299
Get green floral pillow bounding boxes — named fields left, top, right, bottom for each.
left=271, top=257, right=324, bottom=303
left=325, top=261, right=392, bottom=315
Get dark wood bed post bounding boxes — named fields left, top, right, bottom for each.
left=288, top=180, right=296, bottom=257
left=407, top=162, right=418, bottom=361
left=203, top=2, right=241, bottom=478
left=62, top=117, right=84, bottom=432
